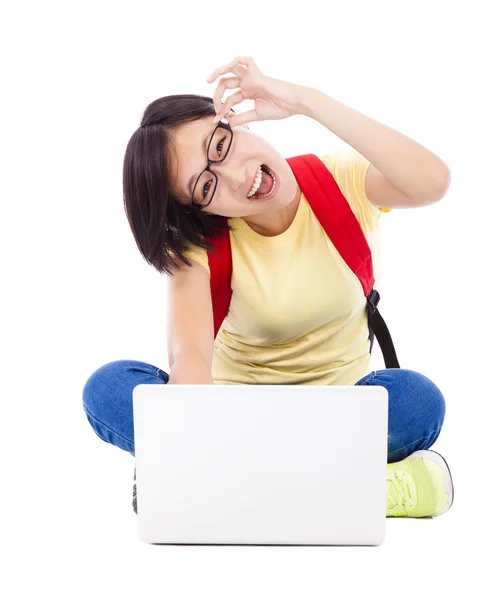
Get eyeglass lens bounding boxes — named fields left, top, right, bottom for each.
left=192, top=125, right=232, bottom=206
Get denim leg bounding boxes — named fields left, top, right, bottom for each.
left=355, top=368, right=446, bottom=463
left=82, top=360, right=169, bottom=457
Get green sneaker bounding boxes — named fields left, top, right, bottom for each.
left=386, top=450, right=454, bottom=518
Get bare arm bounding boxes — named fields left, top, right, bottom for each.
left=167, top=256, right=215, bottom=385
left=168, top=351, right=214, bottom=385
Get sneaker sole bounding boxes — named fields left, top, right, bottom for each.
left=409, top=449, right=454, bottom=516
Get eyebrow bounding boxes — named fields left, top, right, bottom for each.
left=186, top=130, right=212, bottom=200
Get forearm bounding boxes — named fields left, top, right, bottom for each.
left=295, top=86, right=450, bottom=200
left=168, top=351, right=214, bottom=384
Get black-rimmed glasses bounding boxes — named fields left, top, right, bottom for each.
left=191, top=117, right=233, bottom=209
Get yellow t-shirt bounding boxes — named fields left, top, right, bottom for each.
left=182, top=149, right=391, bottom=386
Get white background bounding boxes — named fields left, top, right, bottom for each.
left=2, top=0, right=485, bottom=598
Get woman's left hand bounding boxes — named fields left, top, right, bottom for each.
left=206, top=56, right=305, bottom=127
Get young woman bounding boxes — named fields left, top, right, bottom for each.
left=82, top=56, right=453, bottom=519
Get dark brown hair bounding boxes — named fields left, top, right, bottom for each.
left=123, top=94, right=235, bottom=276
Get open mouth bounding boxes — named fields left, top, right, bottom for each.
left=247, top=164, right=277, bottom=200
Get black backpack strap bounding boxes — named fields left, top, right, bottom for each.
left=367, top=289, right=400, bottom=369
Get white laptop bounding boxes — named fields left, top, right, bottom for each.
left=132, top=384, right=388, bottom=546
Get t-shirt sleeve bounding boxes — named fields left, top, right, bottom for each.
left=320, top=148, right=391, bottom=232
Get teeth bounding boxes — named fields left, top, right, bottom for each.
left=247, top=166, right=263, bottom=197
left=247, top=166, right=275, bottom=198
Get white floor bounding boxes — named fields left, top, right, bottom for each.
left=4, top=401, right=481, bottom=600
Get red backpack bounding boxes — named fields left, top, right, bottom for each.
left=205, top=153, right=400, bottom=369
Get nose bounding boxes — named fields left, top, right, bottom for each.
left=212, top=161, right=247, bottom=193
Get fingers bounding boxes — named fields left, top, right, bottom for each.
left=207, top=62, right=232, bottom=84
left=206, top=56, right=257, bottom=83
left=213, top=90, right=245, bottom=123
left=227, top=108, right=258, bottom=128
left=212, top=76, right=240, bottom=117
left=207, top=56, right=261, bottom=126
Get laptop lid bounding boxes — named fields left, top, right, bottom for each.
left=133, top=384, right=388, bottom=546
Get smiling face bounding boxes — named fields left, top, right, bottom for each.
left=168, top=115, right=301, bottom=219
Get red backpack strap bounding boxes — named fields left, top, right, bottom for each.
left=204, top=154, right=399, bottom=368
left=286, top=154, right=374, bottom=296
left=205, top=155, right=375, bottom=339
left=285, top=153, right=399, bottom=368
left=206, top=225, right=232, bottom=339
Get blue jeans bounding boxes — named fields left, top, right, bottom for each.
left=82, top=361, right=446, bottom=463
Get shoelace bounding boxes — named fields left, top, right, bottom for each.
left=386, top=468, right=417, bottom=513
